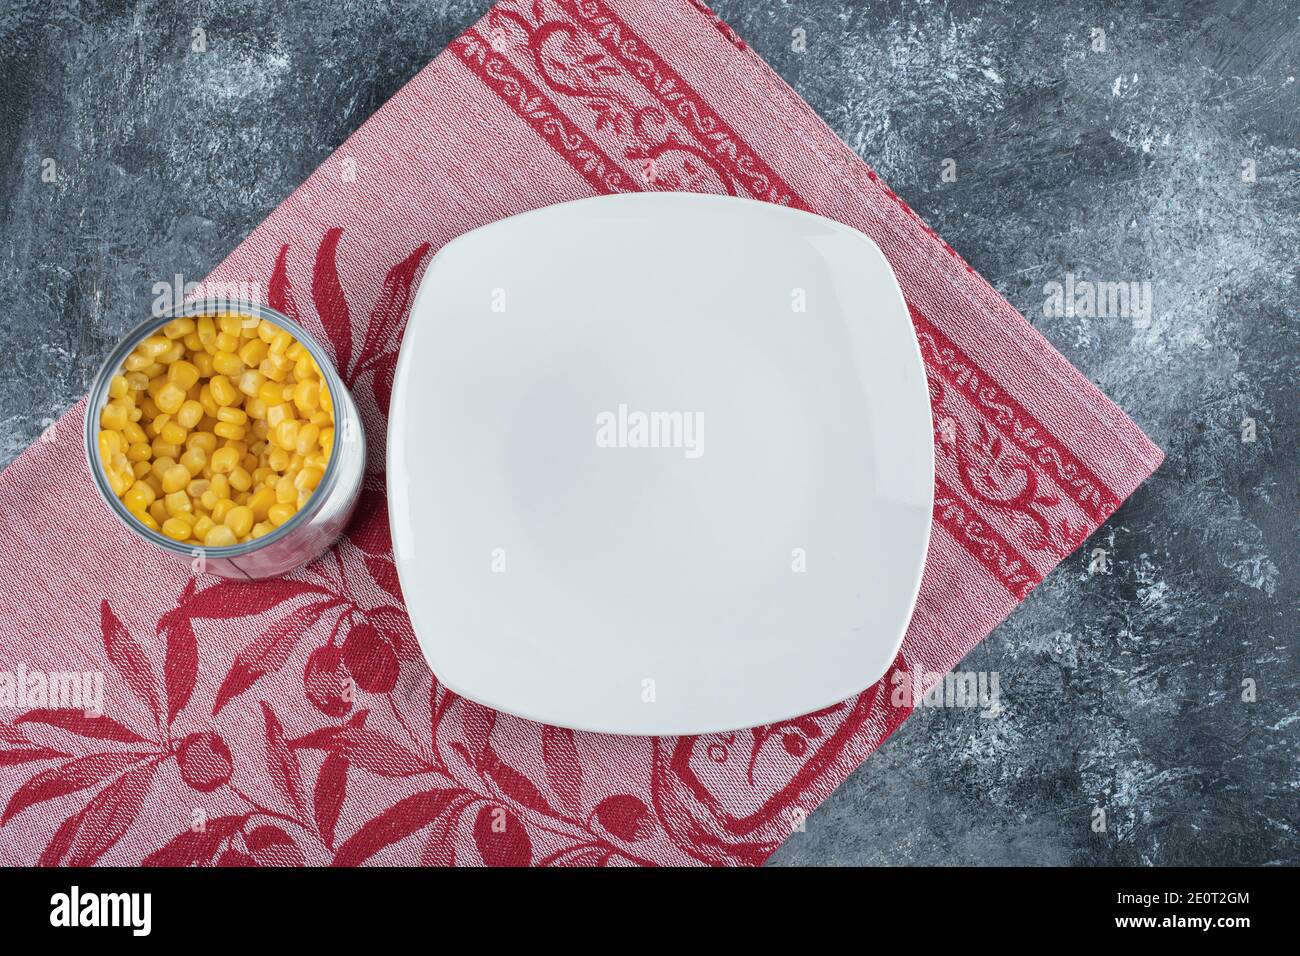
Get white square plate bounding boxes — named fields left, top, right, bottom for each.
left=388, top=193, right=933, bottom=734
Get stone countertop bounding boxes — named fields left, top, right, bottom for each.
left=0, top=0, right=1294, bottom=865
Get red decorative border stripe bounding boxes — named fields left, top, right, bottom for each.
left=913, top=305, right=1121, bottom=523
left=934, top=476, right=1041, bottom=600
left=562, top=0, right=809, bottom=209
left=451, top=29, right=639, bottom=196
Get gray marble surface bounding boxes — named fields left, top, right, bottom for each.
left=0, top=0, right=1295, bottom=865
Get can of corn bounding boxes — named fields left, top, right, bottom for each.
left=84, top=300, right=365, bottom=579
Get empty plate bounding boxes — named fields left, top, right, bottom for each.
left=387, top=193, right=933, bottom=735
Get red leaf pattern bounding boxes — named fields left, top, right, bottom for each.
left=142, top=816, right=247, bottom=867
left=261, top=702, right=305, bottom=817
left=541, top=725, right=583, bottom=814
left=312, top=228, right=353, bottom=376
left=161, top=613, right=198, bottom=726
left=3, top=752, right=154, bottom=824
left=100, top=602, right=161, bottom=726
left=213, top=599, right=339, bottom=716
left=15, top=710, right=149, bottom=744
left=332, top=789, right=466, bottom=867
left=55, top=760, right=160, bottom=866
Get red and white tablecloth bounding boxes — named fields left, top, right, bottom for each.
left=0, top=0, right=1162, bottom=866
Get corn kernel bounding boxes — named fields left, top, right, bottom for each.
left=163, top=317, right=196, bottom=339
left=161, top=517, right=191, bottom=541
left=214, top=421, right=247, bottom=440
left=294, top=466, right=324, bottom=492
left=179, top=446, right=207, bottom=475
left=160, top=421, right=188, bottom=446
left=209, top=375, right=239, bottom=406
left=100, top=402, right=130, bottom=431
left=161, top=464, right=191, bottom=494
left=272, top=420, right=299, bottom=451
left=205, top=524, right=238, bottom=547
left=155, top=383, right=186, bottom=415
left=168, top=360, right=200, bottom=390
left=176, top=400, right=204, bottom=429
left=267, top=502, right=296, bottom=527
left=224, top=505, right=254, bottom=538
left=210, top=446, right=239, bottom=474
left=228, top=466, right=252, bottom=493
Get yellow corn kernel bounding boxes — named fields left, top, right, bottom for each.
left=266, top=403, right=292, bottom=429
left=274, top=475, right=296, bottom=504
left=211, top=498, right=235, bottom=523
left=163, top=317, right=196, bottom=339
left=132, top=460, right=152, bottom=478
left=294, top=466, right=324, bottom=492
left=238, top=339, right=269, bottom=366
left=267, top=502, right=296, bottom=527
left=216, top=406, right=248, bottom=425
left=98, top=429, right=123, bottom=459
left=210, top=446, right=239, bottom=474
left=294, top=423, right=320, bottom=456
left=161, top=517, right=192, bottom=541
left=148, top=499, right=168, bottom=524
left=209, top=375, right=239, bottom=406
left=176, top=400, right=204, bottom=429
left=146, top=412, right=170, bottom=438
left=269, top=329, right=293, bottom=357
left=136, top=512, right=160, bottom=532
left=108, top=374, right=129, bottom=399
left=292, top=379, right=320, bottom=415
left=213, top=421, right=247, bottom=440
left=140, top=335, right=170, bottom=358
left=228, top=466, right=253, bottom=493
left=151, top=438, right=181, bottom=460
left=167, top=360, right=200, bottom=390
left=123, top=481, right=156, bottom=512
left=164, top=490, right=192, bottom=516
left=100, top=402, right=130, bottom=431
left=251, top=521, right=274, bottom=539
left=187, top=430, right=217, bottom=455
left=224, top=505, right=254, bottom=538
left=160, top=421, right=188, bottom=446
left=155, top=382, right=186, bottom=415
left=161, top=464, right=191, bottom=494
left=205, top=523, right=238, bottom=547
left=272, top=419, right=300, bottom=451
left=212, top=351, right=244, bottom=379
left=237, top=369, right=266, bottom=398
left=179, top=446, right=207, bottom=475
left=214, top=330, right=239, bottom=353
left=247, top=486, right=276, bottom=521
